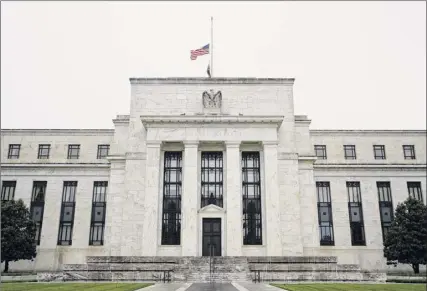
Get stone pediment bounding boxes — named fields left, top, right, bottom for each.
left=198, top=204, right=226, bottom=214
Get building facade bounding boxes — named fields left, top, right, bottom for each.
left=1, top=78, right=426, bottom=273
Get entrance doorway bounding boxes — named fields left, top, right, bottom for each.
left=202, top=218, right=221, bottom=256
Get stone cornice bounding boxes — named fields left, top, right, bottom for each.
left=112, top=119, right=130, bottom=125
left=278, top=153, right=299, bottom=160
left=310, top=129, right=426, bottom=136
left=183, top=140, right=199, bottom=147
left=0, top=163, right=111, bottom=169
left=298, top=155, right=317, bottom=161
left=1, top=129, right=114, bottom=136
left=262, top=141, right=279, bottom=146
left=130, top=77, right=295, bottom=85
left=140, top=115, right=284, bottom=128
left=106, top=155, right=126, bottom=162
left=314, top=163, right=426, bottom=170
left=224, top=141, right=241, bottom=147
left=125, top=152, right=147, bottom=160
left=294, top=115, right=312, bottom=125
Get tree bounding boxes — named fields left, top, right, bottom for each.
left=383, top=197, right=427, bottom=274
left=1, top=199, right=37, bottom=273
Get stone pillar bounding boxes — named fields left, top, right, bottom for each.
left=141, top=141, right=161, bottom=256
left=104, top=158, right=126, bottom=256
left=181, top=141, right=199, bottom=256
left=263, top=141, right=283, bottom=256
left=225, top=141, right=242, bottom=256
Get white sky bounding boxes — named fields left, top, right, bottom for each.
left=1, top=1, right=425, bottom=130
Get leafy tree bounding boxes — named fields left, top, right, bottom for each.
left=1, top=199, right=37, bottom=273
left=384, top=197, right=427, bottom=274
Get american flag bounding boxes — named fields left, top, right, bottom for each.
left=190, top=44, right=210, bottom=60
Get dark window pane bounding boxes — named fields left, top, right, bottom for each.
left=403, top=145, right=416, bottom=160
left=38, top=144, right=50, bottom=159
left=242, top=152, right=262, bottom=245
left=161, top=152, right=182, bottom=245
left=8, top=144, right=21, bottom=159
left=1, top=181, right=16, bottom=201
left=377, top=181, right=394, bottom=244
left=30, top=181, right=46, bottom=245
left=58, top=182, right=77, bottom=245
left=344, top=145, right=356, bottom=159
left=407, top=182, right=423, bottom=202
left=316, top=182, right=334, bottom=245
left=347, top=181, right=366, bottom=245
left=373, top=145, right=386, bottom=160
left=67, top=145, right=80, bottom=159
left=97, top=145, right=110, bottom=159
left=201, top=152, right=223, bottom=208
left=89, top=181, right=108, bottom=245
left=314, top=145, right=327, bottom=159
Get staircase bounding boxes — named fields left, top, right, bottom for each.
left=248, top=257, right=386, bottom=282
left=183, top=257, right=252, bottom=283
left=56, top=256, right=385, bottom=283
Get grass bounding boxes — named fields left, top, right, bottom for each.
left=272, top=283, right=426, bottom=291
left=1, top=282, right=153, bottom=291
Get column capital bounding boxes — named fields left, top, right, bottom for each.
left=225, top=141, right=241, bottom=148
left=262, top=141, right=279, bottom=147
left=183, top=140, right=199, bottom=147
left=146, top=140, right=162, bottom=148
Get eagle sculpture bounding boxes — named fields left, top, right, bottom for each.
left=202, top=89, right=222, bottom=109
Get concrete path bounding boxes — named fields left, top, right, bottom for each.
left=233, top=282, right=284, bottom=291
left=136, top=283, right=192, bottom=291
left=137, top=282, right=283, bottom=291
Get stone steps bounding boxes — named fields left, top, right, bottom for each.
left=58, top=256, right=385, bottom=283
left=248, top=263, right=361, bottom=272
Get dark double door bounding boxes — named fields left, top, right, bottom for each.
left=202, top=218, right=221, bottom=256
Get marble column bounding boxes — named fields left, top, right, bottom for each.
left=263, top=141, right=283, bottom=256
left=181, top=141, right=199, bottom=256
left=141, top=141, right=161, bottom=256
left=225, top=141, right=242, bottom=256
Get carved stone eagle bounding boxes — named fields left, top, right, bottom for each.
left=202, top=89, right=222, bottom=109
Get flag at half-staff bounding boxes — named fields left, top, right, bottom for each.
left=207, top=63, right=211, bottom=78
left=190, top=44, right=210, bottom=60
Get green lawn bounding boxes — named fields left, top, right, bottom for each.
left=272, top=283, right=426, bottom=291
left=1, top=282, right=153, bottom=291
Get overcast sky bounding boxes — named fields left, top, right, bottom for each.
left=1, top=1, right=425, bottom=130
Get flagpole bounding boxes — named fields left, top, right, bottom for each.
left=211, top=16, right=214, bottom=77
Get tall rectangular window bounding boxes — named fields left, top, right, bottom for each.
left=57, top=181, right=77, bottom=245
left=161, top=152, right=182, bottom=245
left=316, top=182, right=334, bottom=245
left=407, top=182, right=423, bottom=202
left=314, top=145, right=327, bottom=160
left=8, top=144, right=21, bottom=159
left=201, top=152, right=223, bottom=208
left=30, top=181, right=47, bottom=245
left=89, top=181, right=108, bottom=245
left=377, top=182, right=393, bottom=241
left=403, top=145, right=416, bottom=160
left=242, top=152, right=262, bottom=245
left=373, top=145, right=386, bottom=160
left=38, top=144, right=51, bottom=159
left=97, top=145, right=110, bottom=159
left=67, top=144, right=80, bottom=159
left=347, top=181, right=366, bottom=246
left=1, top=181, right=16, bottom=201
left=344, top=145, right=356, bottom=160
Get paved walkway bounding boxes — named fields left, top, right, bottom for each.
left=137, top=282, right=282, bottom=291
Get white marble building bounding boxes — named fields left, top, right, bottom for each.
left=1, top=77, right=426, bottom=273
